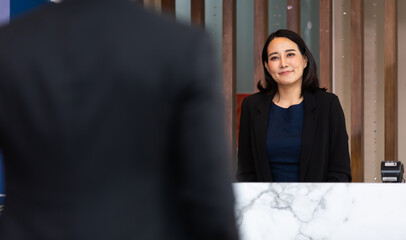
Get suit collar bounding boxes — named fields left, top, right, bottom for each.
left=302, top=90, right=317, bottom=113
left=255, top=93, right=274, bottom=116
left=251, top=93, right=273, bottom=181
left=299, top=90, right=318, bottom=181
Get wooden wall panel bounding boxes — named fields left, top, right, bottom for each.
left=254, top=0, right=268, bottom=91
left=222, top=0, right=237, bottom=167
left=319, top=0, right=332, bottom=91
left=350, top=0, right=364, bottom=182
left=286, top=0, right=300, bottom=34
left=191, top=0, right=205, bottom=27
left=384, top=0, right=398, bottom=161
left=161, top=0, right=175, bottom=16
left=144, top=0, right=161, bottom=11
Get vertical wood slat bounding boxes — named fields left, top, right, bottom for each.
left=191, top=0, right=205, bottom=27
left=161, top=0, right=175, bottom=16
left=254, top=0, right=268, bottom=91
left=350, top=0, right=364, bottom=182
left=222, top=0, right=237, bottom=170
left=144, top=0, right=161, bottom=11
left=286, top=0, right=301, bottom=34
left=384, top=0, right=398, bottom=161
left=319, top=0, right=332, bottom=91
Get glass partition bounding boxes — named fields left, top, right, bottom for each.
left=236, top=0, right=254, bottom=93
left=301, top=0, right=319, bottom=75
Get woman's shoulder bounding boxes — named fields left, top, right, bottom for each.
left=308, top=88, right=340, bottom=102
left=242, top=92, right=271, bottom=104
left=305, top=88, right=344, bottom=111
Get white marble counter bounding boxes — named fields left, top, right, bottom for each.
left=233, top=183, right=406, bottom=240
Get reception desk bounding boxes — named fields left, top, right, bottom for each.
left=234, top=183, right=406, bottom=240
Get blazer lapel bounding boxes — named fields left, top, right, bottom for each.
left=252, top=94, right=273, bottom=181
left=299, top=90, right=318, bottom=181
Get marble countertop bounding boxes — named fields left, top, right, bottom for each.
left=233, top=183, right=406, bottom=240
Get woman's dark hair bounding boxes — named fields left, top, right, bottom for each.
left=258, top=29, right=323, bottom=95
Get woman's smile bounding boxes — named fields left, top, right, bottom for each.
left=279, top=70, right=293, bottom=75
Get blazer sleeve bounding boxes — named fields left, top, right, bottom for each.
left=236, top=98, right=257, bottom=182
left=327, top=95, right=352, bottom=182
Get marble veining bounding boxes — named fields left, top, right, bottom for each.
left=234, top=183, right=406, bottom=240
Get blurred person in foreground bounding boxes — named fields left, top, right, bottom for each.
left=237, top=29, right=351, bottom=182
left=0, top=0, right=238, bottom=239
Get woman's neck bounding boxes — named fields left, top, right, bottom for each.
left=273, top=85, right=303, bottom=108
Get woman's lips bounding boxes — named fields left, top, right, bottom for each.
left=279, top=70, right=292, bottom=75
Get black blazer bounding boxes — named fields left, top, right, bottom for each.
left=237, top=89, right=351, bottom=182
left=0, top=1, right=238, bottom=239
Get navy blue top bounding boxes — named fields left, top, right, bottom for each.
left=266, top=101, right=304, bottom=182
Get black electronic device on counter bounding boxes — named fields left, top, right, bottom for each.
left=381, top=161, right=404, bottom=183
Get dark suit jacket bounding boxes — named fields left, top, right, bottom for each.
left=0, top=1, right=238, bottom=239
left=237, top=89, right=351, bottom=182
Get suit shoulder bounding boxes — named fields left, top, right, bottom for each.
left=308, top=89, right=344, bottom=113
left=242, top=92, right=269, bottom=105
left=312, top=89, right=340, bottom=102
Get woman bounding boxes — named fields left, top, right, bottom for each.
left=237, top=29, right=351, bottom=182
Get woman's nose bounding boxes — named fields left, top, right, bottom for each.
left=280, top=57, right=288, bottom=68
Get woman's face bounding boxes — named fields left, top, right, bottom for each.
left=264, top=37, right=308, bottom=89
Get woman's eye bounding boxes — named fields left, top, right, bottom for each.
left=287, top=53, right=295, bottom=57
left=270, top=56, right=278, bottom=61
